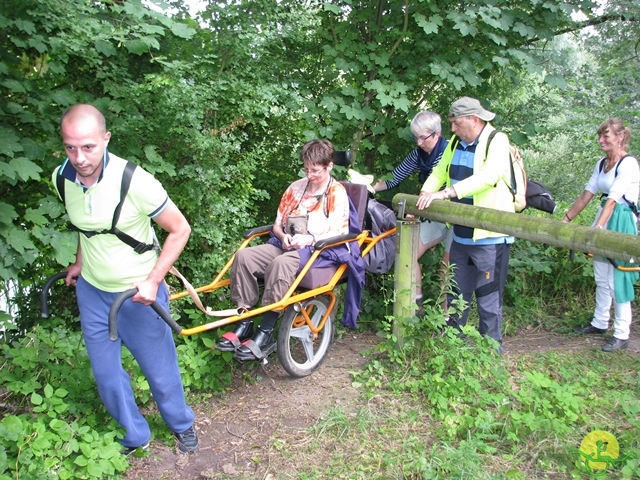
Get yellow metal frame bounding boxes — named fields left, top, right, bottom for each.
left=169, top=226, right=397, bottom=337
left=585, top=253, right=640, bottom=272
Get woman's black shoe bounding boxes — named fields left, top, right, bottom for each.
left=234, top=327, right=276, bottom=361
left=573, top=324, right=607, bottom=335
left=215, top=321, right=254, bottom=352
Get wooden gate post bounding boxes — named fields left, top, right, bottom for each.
left=392, top=217, right=420, bottom=347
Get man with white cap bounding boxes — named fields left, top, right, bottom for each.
left=416, top=97, right=514, bottom=353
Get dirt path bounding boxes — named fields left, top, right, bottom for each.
left=124, top=327, right=639, bottom=480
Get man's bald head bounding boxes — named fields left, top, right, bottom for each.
left=60, top=104, right=107, bottom=133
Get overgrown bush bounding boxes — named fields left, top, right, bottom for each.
left=0, top=322, right=128, bottom=478
left=0, top=307, right=236, bottom=479
left=353, top=300, right=640, bottom=478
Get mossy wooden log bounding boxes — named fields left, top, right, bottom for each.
left=393, top=219, right=420, bottom=347
left=392, top=194, right=640, bottom=263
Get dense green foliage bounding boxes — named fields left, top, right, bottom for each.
left=1, top=0, right=640, bottom=477
left=328, top=312, right=640, bottom=478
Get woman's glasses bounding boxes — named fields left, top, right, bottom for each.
left=304, top=166, right=327, bottom=176
left=414, top=132, right=436, bottom=144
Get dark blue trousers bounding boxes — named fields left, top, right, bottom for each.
left=447, top=241, right=511, bottom=344
left=77, top=277, right=194, bottom=447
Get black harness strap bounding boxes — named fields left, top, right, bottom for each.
left=58, top=161, right=156, bottom=254
left=597, top=155, right=638, bottom=217
left=56, top=169, right=66, bottom=204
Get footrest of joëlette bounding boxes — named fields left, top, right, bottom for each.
left=232, top=339, right=277, bottom=363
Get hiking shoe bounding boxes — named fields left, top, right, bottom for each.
left=601, top=337, right=629, bottom=352
left=120, top=442, right=149, bottom=456
left=175, top=426, right=199, bottom=453
left=573, top=324, right=607, bottom=335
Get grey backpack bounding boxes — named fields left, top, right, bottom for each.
left=364, top=199, right=397, bottom=274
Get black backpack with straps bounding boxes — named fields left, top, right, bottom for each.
left=56, top=161, right=156, bottom=254
left=363, top=197, right=397, bottom=274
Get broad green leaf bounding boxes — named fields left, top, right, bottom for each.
left=323, top=2, right=343, bottom=15
left=44, top=384, right=54, bottom=398
left=513, top=22, right=536, bottom=37
left=7, top=228, right=37, bottom=254
left=478, top=8, right=503, bottom=30
left=51, top=89, right=78, bottom=107
left=392, top=97, right=411, bottom=112
left=340, top=85, right=359, bottom=98
left=141, top=24, right=165, bottom=35
left=511, top=132, right=529, bottom=144
left=364, top=79, right=384, bottom=92
left=0, top=415, right=24, bottom=441
left=544, top=74, right=568, bottom=89
left=49, top=418, right=68, bottom=433
left=462, top=69, right=482, bottom=87
left=144, top=145, right=163, bottom=164
left=377, top=144, right=389, bottom=155
left=50, top=231, right=79, bottom=266
left=377, top=91, right=392, bottom=107
left=9, top=157, right=42, bottom=181
left=320, top=96, right=339, bottom=113
left=28, top=35, right=47, bottom=53
left=10, top=36, right=27, bottom=49
left=143, top=145, right=176, bottom=176
left=31, top=392, right=43, bottom=405
left=14, top=19, right=36, bottom=34
left=39, top=197, right=66, bottom=219
left=141, top=35, right=161, bottom=51
left=170, top=23, right=196, bottom=39
left=0, top=127, right=23, bottom=156
left=371, top=52, right=390, bottom=68
left=94, top=39, right=117, bottom=57
left=0, top=161, right=16, bottom=180
left=125, top=39, right=148, bottom=55
left=492, top=55, right=511, bottom=67
left=339, top=104, right=364, bottom=121
left=0, top=202, right=18, bottom=224
left=413, top=13, right=442, bottom=35
left=24, top=208, right=48, bottom=226
left=123, top=1, right=147, bottom=18
left=0, top=79, right=27, bottom=94
left=486, top=32, right=507, bottom=46
left=454, top=22, right=478, bottom=37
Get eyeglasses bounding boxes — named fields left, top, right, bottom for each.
left=415, top=132, right=436, bottom=144
left=304, top=166, right=327, bottom=176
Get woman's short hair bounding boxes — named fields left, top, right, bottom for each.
left=597, top=118, right=631, bottom=151
left=300, top=139, right=335, bottom=166
left=410, top=111, right=442, bottom=137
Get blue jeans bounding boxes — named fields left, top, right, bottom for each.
left=77, top=277, right=194, bottom=447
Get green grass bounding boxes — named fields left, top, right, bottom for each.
left=254, top=326, right=640, bottom=480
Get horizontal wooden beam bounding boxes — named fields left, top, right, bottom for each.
left=392, top=194, right=640, bottom=263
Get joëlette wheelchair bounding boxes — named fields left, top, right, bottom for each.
left=41, top=151, right=396, bottom=378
